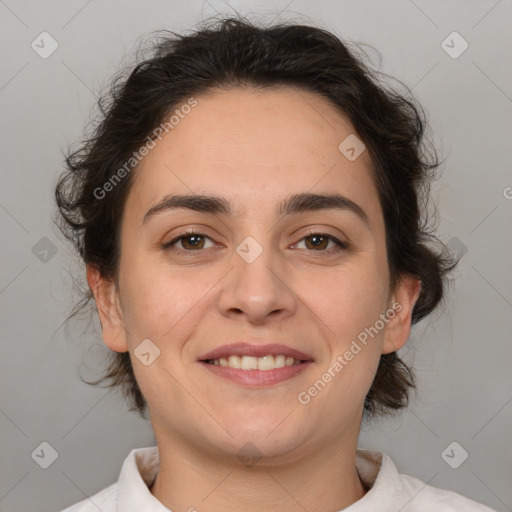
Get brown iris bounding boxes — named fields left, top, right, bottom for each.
left=304, top=235, right=329, bottom=250
left=181, top=234, right=206, bottom=250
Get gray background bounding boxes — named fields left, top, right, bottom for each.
left=1, top=1, right=511, bottom=511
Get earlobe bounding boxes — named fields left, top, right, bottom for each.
left=381, top=275, right=421, bottom=355
left=86, top=264, right=129, bottom=353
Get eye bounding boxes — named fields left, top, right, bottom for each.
left=162, top=230, right=348, bottom=253
left=162, top=231, right=216, bottom=252
left=295, top=231, right=348, bottom=252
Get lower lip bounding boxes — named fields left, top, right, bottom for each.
left=199, top=361, right=314, bottom=386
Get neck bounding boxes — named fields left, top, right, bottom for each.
left=149, top=427, right=367, bottom=512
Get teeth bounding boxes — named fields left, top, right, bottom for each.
left=228, top=355, right=241, bottom=369
left=275, top=355, right=285, bottom=368
left=240, top=356, right=258, bottom=370
left=209, top=354, right=303, bottom=370
left=257, top=355, right=275, bottom=370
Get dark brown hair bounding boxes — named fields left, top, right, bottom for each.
left=55, top=16, right=456, bottom=420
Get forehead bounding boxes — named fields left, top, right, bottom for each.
left=125, top=86, right=382, bottom=227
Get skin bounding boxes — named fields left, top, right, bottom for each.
left=87, top=86, right=420, bottom=512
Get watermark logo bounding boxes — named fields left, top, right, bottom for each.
left=441, top=441, right=469, bottom=469
left=236, top=442, right=263, bottom=468
left=441, top=31, right=469, bottom=59
left=32, top=237, right=58, bottom=263
left=338, top=134, right=366, bottom=161
left=31, top=32, right=58, bottom=59
left=134, top=338, right=161, bottom=366
left=236, top=236, right=263, bottom=264
left=31, top=442, right=59, bottom=469
left=446, top=236, right=468, bottom=261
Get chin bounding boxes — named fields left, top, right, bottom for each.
left=212, top=416, right=307, bottom=455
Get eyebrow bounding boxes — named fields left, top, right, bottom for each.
left=142, top=192, right=370, bottom=227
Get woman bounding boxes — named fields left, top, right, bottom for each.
left=55, top=16, right=496, bottom=511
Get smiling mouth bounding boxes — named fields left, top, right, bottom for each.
left=203, top=354, right=304, bottom=370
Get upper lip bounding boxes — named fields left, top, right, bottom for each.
left=198, top=342, right=314, bottom=362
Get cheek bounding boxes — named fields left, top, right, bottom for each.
left=300, top=265, right=387, bottom=409
left=119, top=259, right=205, bottom=346
left=301, top=257, right=389, bottom=341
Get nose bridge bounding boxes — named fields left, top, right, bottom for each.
left=218, top=231, right=297, bottom=322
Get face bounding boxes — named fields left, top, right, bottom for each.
left=89, top=86, right=419, bottom=463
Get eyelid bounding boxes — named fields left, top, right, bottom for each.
left=295, top=228, right=349, bottom=250
left=162, top=227, right=349, bottom=253
left=162, top=229, right=217, bottom=251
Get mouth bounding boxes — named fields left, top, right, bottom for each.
left=203, top=354, right=304, bottom=370
left=198, top=343, right=314, bottom=386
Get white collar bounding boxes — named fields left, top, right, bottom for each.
left=116, top=446, right=399, bottom=511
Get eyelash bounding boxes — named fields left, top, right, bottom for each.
left=162, top=229, right=349, bottom=254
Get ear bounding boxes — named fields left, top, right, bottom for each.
left=381, top=274, right=421, bottom=355
left=86, top=264, right=128, bottom=353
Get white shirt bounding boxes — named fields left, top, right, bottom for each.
left=60, top=446, right=497, bottom=511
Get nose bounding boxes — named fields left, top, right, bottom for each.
left=217, top=238, right=297, bottom=325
